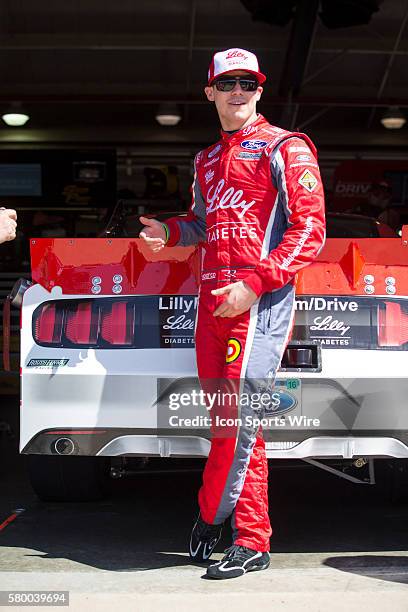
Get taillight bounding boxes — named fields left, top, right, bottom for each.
left=378, top=301, right=408, bottom=347
left=33, top=298, right=137, bottom=348
left=100, top=302, right=134, bottom=345
left=65, top=302, right=99, bottom=345
left=34, top=303, right=63, bottom=344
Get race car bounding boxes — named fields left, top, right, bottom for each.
left=8, top=208, right=408, bottom=502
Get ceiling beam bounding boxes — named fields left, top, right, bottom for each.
left=296, top=106, right=331, bottom=130
left=278, top=0, right=318, bottom=129
left=0, top=126, right=407, bottom=148
left=278, top=0, right=319, bottom=98
left=0, top=35, right=408, bottom=55
left=0, top=95, right=407, bottom=108
left=302, top=49, right=349, bottom=86
left=184, top=0, right=197, bottom=124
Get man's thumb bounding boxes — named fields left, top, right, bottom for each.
left=139, top=216, right=158, bottom=226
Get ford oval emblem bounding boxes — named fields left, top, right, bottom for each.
left=241, top=140, right=267, bottom=150
left=264, top=390, right=297, bottom=415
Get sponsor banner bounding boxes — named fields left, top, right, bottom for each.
left=158, top=296, right=197, bottom=347
left=293, top=295, right=408, bottom=350
left=157, top=293, right=408, bottom=351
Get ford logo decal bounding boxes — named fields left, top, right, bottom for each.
left=241, top=140, right=267, bottom=150
left=264, top=390, right=297, bottom=415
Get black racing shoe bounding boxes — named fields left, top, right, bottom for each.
left=189, top=514, right=223, bottom=562
left=206, top=545, right=270, bottom=579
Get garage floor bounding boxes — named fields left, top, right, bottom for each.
left=1, top=397, right=408, bottom=611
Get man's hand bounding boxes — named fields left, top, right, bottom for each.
left=139, top=216, right=167, bottom=252
left=0, top=209, right=17, bottom=244
left=212, top=281, right=258, bottom=317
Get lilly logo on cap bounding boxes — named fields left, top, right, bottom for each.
left=226, top=50, right=248, bottom=60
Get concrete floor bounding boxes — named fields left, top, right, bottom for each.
left=1, top=398, right=408, bottom=611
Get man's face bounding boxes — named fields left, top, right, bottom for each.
left=204, top=70, right=263, bottom=131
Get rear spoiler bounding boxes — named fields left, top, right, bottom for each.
left=297, top=226, right=408, bottom=295
left=29, top=228, right=408, bottom=297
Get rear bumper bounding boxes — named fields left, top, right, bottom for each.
left=22, top=431, right=408, bottom=459
left=97, top=434, right=408, bottom=459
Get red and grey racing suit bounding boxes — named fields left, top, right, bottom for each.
left=165, top=114, right=326, bottom=552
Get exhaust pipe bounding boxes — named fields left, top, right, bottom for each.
left=53, top=438, right=76, bottom=456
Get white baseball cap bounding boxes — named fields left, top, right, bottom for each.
left=208, top=48, right=266, bottom=85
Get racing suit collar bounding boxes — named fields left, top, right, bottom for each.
left=220, top=113, right=266, bottom=142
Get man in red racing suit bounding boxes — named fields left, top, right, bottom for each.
left=140, top=48, right=325, bottom=579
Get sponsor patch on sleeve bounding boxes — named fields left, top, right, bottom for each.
left=208, top=143, right=222, bottom=159
left=205, top=169, right=215, bottom=183
left=289, top=146, right=310, bottom=153
left=298, top=169, right=318, bottom=192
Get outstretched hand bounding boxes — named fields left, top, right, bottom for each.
left=0, top=208, right=17, bottom=244
left=139, top=216, right=166, bottom=252
left=212, top=281, right=258, bottom=317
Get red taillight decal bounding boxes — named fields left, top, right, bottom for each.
left=65, top=302, right=98, bottom=345
left=45, top=430, right=107, bottom=434
left=34, top=303, right=63, bottom=344
left=100, top=301, right=134, bottom=345
left=378, top=302, right=408, bottom=347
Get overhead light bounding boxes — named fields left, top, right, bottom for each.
left=381, top=106, right=406, bottom=130
left=2, top=113, right=30, bottom=127
left=155, top=103, right=181, bottom=126
left=2, top=102, right=30, bottom=127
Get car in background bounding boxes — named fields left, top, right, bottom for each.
left=326, top=212, right=397, bottom=238
left=102, top=202, right=397, bottom=239
left=10, top=200, right=408, bottom=505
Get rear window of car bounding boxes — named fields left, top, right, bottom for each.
left=326, top=215, right=396, bottom=238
